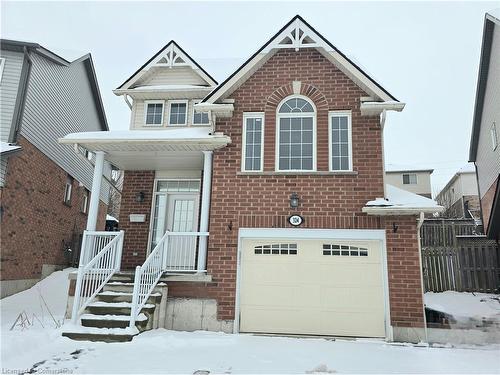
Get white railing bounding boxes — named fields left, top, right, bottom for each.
left=129, top=231, right=209, bottom=328
left=71, top=230, right=124, bottom=323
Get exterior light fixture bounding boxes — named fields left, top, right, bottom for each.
left=135, top=192, right=145, bottom=203
left=290, top=192, right=299, bottom=209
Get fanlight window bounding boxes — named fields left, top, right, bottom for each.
left=279, top=98, right=314, bottom=113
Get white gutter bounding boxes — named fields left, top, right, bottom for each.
left=360, top=101, right=406, bottom=116
left=59, top=136, right=231, bottom=146
left=362, top=206, right=444, bottom=215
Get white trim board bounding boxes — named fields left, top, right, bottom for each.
left=234, top=227, right=392, bottom=341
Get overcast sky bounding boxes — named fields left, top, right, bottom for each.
left=1, top=1, right=497, bottom=195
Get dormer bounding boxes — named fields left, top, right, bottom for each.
left=113, top=41, right=217, bottom=130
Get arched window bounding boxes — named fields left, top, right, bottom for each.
left=276, top=96, right=316, bottom=171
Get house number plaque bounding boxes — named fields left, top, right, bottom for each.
left=288, top=214, right=304, bottom=227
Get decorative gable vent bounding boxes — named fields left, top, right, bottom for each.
left=274, top=19, right=325, bottom=51
left=153, top=44, right=189, bottom=68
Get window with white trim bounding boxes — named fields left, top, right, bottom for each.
left=491, top=122, right=498, bottom=151
left=64, top=175, right=73, bottom=205
left=144, top=101, right=164, bottom=126
left=402, top=173, right=417, bottom=185
left=329, top=111, right=352, bottom=171
left=277, top=96, right=315, bottom=171
left=0, top=58, right=5, bottom=84
left=81, top=189, right=89, bottom=214
left=169, top=101, right=188, bottom=125
left=192, top=101, right=210, bottom=125
left=242, top=113, right=264, bottom=172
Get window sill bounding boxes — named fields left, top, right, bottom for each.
left=237, top=171, right=358, bottom=176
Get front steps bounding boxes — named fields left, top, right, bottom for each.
left=62, top=272, right=167, bottom=342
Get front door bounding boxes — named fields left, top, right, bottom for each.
left=164, top=194, right=199, bottom=270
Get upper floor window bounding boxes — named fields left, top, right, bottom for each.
left=491, top=122, right=498, bottom=151
left=0, top=58, right=5, bottom=84
left=242, top=113, right=264, bottom=172
left=169, top=100, right=188, bottom=126
left=329, top=111, right=352, bottom=171
left=276, top=96, right=315, bottom=171
left=145, top=101, right=164, bottom=126
left=81, top=189, right=89, bottom=214
left=403, top=173, right=417, bottom=185
left=64, top=175, right=73, bottom=205
left=192, top=101, right=210, bottom=125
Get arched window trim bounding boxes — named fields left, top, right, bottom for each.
left=275, top=95, right=317, bottom=172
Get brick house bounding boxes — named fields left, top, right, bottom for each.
left=469, top=12, right=500, bottom=240
left=61, top=16, right=442, bottom=342
left=0, top=40, right=109, bottom=297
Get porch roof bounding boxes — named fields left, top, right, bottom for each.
left=59, top=128, right=231, bottom=170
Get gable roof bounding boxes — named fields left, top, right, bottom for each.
left=469, top=12, right=499, bottom=162
left=116, top=40, right=217, bottom=90
left=0, top=39, right=108, bottom=131
left=202, top=15, right=398, bottom=104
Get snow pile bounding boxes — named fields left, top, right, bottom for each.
left=425, top=291, right=500, bottom=324
left=365, top=184, right=442, bottom=212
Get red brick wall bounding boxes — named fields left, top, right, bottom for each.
left=0, top=136, right=107, bottom=281
left=481, top=176, right=499, bottom=234
left=383, top=216, right=425, bottom=327
left=118, top=171, right=155, bottom=269
left=118, top=48, right=425, bottom=329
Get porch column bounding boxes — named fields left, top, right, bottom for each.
left=197, top=150, right=212, bottom=272
left=86, top=151, right=105, bottom=231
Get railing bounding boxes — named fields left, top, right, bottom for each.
left=129, top=231, right=209, bottom=327
left=71, top=230, right=124, bottom=323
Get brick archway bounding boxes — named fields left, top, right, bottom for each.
left=265, top=82, right=329, bottom=111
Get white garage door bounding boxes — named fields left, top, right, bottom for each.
left=239, top=238, right=386, bottom=337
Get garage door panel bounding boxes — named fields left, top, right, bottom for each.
left=240, top=238, right=386, bottom=338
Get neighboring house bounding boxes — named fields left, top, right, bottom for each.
left=469, top=12, right=500, bottom=240
left=61, top=16, right=442, bottom=343
left=0, top=40, right=110, bottom=298
left=385, top=167, right=434, bottom=198
left=435, top=164, right=481, bottom=220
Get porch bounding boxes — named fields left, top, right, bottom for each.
left=58, top=128, right=230, bottom=339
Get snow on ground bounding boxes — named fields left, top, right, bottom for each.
left=1, top=270, right=500, bottom=374
left=425, top=291, right=500, bottom=323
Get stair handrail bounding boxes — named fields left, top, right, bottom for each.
left=129, top=230, right=170, bottom=328
left=71, top=230, right=125, bottom=323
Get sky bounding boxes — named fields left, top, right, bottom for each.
left=1, top=0, right=497, bottom=195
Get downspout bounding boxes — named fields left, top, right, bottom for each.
left=123, top=94, right=132, bottom=110
left=416, top=211, right=429, bottom=343
left=380, top=109, right=387, bottom=198
left=9, top=46, right=33, bottom=143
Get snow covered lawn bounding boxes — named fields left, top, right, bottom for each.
left=425, top=291, right=500, bottom=324
left=1, top=270, right=500, bottom=374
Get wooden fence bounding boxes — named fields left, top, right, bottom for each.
left=421, top=220, right=500, bottom=293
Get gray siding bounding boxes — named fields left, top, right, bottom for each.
left=0, top=49, right=24, bottom=186
left=476, top=24, right=500, bottom=198
left=19, top=52, right=110, bottom=202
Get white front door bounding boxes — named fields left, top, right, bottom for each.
left=164, top=194, right=199, bottom=270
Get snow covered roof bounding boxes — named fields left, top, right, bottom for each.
left=0, top=142, right=21, bottom=155
left=363, top=184, right=443, bottom=215
left=59, top=128, right=231, bottom=170
left=385, top=164, right=434, bottom=173
left=457, top=163, right=476, bottom=173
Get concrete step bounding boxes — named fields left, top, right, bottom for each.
left=80, top=313, right=149, bottom=330
left=103, top=281, right=167, bottom=294
left=62, top=326, right=139, bottom=343
left=96, top=291, right=162, bottom=304
left=85, top=301, right=156, bottom=316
